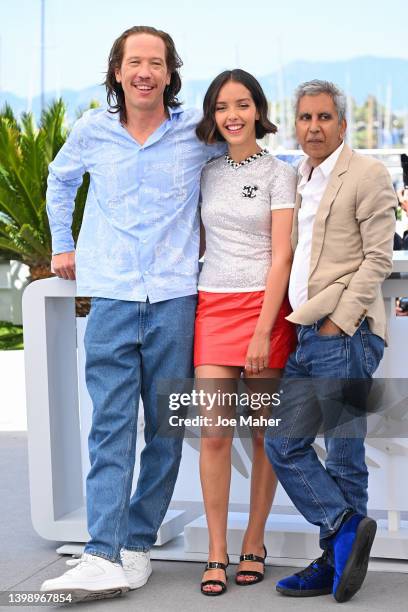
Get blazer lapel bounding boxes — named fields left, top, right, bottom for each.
left=308, top=144, right=353, bottom=278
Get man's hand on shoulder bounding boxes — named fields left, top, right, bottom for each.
left=51, top=251, right=76, bottom=280
left=318, top=318, right=344, bottom=336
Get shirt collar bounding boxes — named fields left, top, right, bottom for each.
left=106, top=105, right=184, bottom=121
left=168, top=106, right=183, bottom=119
left=299, top=140, right=345, bottom=182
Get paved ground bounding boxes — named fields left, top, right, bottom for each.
left=1, top=432, right=407, bottom=611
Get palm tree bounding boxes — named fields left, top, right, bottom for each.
left=0, top=100, right=90, bottom=313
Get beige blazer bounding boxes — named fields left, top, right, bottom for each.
left=286, top=144, right=397, bottom=339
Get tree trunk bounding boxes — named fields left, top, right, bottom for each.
left=75, top=296, right=91, bottom=317
left=29, top=264, right=91, bottom=317
left=29, top=264, right=54, bottom=282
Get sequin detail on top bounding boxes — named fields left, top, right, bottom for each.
left=198, top=153, right=297, bottom=292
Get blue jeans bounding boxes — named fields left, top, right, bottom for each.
left=83, top=295, right=197, bottom=562
left=265, top=319, right=384, bottom=549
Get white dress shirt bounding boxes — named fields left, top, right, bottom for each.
left=288, top=141, right=345, bottom=310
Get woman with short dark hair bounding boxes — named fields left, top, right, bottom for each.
left=195, top=69, right=297, bottom=596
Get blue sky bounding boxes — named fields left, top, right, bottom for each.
left=1, top=0, right=408, bottom=97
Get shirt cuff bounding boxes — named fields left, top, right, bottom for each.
left=52, top=235, right=75, bottom=256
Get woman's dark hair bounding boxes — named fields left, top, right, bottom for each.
left=196, top=69, right=277, bottom=143
left=104, top=25, right=183, bottom=123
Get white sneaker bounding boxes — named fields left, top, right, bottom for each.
left=40, top=553, right=130, bottom=602
left=120, top=549, right=152, bottom=590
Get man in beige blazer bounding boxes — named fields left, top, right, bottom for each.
left=265, top=80, right=396, bottom=604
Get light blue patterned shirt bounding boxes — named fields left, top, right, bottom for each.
left=46, top=107, right=224, bottom=302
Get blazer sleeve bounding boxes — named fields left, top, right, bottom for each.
left=329, top=162, right=397, bottom=336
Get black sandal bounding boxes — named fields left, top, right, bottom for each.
left=201, top=556, right=229, bottom=596
left=235, top=545, right=267, bottom=585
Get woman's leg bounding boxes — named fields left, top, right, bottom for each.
left=236, top=368, right=282, bottom=583
left=196, top=364, right=240, bottom=593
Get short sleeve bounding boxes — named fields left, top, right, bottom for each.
left=270, top=160, right=297, bottom=211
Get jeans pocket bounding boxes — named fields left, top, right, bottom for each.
left=316, top=331, right=344, bottom=339
left=313, top=319, right=344, bottom=339
left=313, top=327, right=345, bottom=340
left=360, top=331, right=385, bottom=376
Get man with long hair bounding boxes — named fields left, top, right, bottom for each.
left=41, top=26, right=223, bottom=602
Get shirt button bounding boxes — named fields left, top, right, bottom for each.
left=143, top=209, right=148, bottom=214
left=144, top=271, right=149, bottom=275
left=142, top=239, right=147, bottom=244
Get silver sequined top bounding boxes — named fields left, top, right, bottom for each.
left=198, top=153, right=296, bottom=292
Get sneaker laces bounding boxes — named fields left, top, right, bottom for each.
left=294, top=551, right=329, bottom=579
left=63, top=554, right=101, bottom=575
left=65, top=553, right=117, bottom=572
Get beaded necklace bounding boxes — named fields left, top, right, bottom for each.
left=225, top=148, right=269, bottom=169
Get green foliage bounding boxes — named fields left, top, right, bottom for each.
left=0, top=320, right=23, bottom=350
left=0, top=100, right=90, bottom=268
left=396, top=206, right=403, bottom=222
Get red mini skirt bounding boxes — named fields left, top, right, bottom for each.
left=194, top=290, right=297, bottom=368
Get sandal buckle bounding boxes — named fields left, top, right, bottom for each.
left=206, top=561, right=225, bottom=570
left=240, top=554, right=256, bottom=562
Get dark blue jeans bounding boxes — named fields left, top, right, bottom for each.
left=83, top=295, right=197, bottom=562
left=265, top=319, right=384, bottom=549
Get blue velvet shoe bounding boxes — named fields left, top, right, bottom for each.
left=276, top=552, right=334, bottom=597
left=332, top=513, right=377, bottom=603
